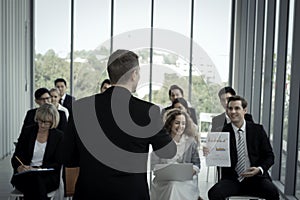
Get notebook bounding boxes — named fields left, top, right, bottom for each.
left=153, top=163, right=193, bottom=181
left=14, top=168, right=54, bottom=176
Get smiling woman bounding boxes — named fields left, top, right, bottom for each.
left=151, top=108, right=201, bottom=200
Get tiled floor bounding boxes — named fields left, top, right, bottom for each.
left=0, top=151, right=283, bottom=200
left=0, top=151, right=218, bottom=200
left=0, top=152, right=217, bottom=200
left=0, top=154, right=14, bottom=200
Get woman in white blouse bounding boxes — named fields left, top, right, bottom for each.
left=151, top=108, right=201, bottom=200
left=50, top=88, right=69, bottom=120
left=11, top=103, right=63, bottom=200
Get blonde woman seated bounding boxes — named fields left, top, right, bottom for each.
left=151, top=108, right=201, bottom=200
left=11, top=103, right=63, bottom=200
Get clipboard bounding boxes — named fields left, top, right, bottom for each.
left=14, top=168, right=55, bottom=176
left=153, top=163, right=193, bottom=181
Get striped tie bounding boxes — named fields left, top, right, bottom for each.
left=235, top=129, right=245, bottom=182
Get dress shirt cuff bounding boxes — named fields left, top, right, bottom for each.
left=193, top=165, right=200, bottom=174
left=258, top=166, right=264, bottom=175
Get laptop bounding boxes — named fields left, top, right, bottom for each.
left=153, top=163, right=193, bottom=181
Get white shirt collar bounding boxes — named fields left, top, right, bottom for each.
left=61, top=93, right=66, bottom=100
left=231, top=119, right=246, bottom=132
left=225, top=113, right=231, bottom=123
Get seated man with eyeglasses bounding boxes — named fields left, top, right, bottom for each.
left=21, top=87, right=67, bottom=133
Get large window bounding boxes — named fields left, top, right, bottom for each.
left=280, top=0, right=294, bottom=184
left=151, top=0, right=192, bottom=108
left=34, top=0, right=71, bottom=96
left=193, top=0, right=232, bottom=119
left=73, top=0, right=111, bottom=98
left=113, top=0, right=151, bottom=100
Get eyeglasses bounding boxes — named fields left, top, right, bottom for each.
left=37, top=120, right=52, bottom=126
left=38, top=97, right=51, bottom=101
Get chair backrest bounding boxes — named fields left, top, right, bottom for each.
left=65, top=167, right=80, bottom=197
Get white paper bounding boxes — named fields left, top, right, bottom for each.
left=153, top=163, right=193, bottom=181
left=205, top=132, right=231, bottom=167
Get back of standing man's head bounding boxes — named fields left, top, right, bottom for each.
left=218, top=86, right=236, bottom=99
left=107, top=49, right=139, bottom=84
left=54, top=78, right=67, bottom=86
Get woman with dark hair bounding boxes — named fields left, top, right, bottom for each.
left=172, top=97, right=198, bottom=125
left=151, top=108, right=201, bottom=200
left=11, top=103, right=63, bottom=200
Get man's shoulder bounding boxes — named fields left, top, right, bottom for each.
left=245, top=113, right=254, bottom=122
left=66, top=94, right=75, bottom=101
left=246, top=120, right=262, bottom=128
left=212, top=112, right=225, bottom=121
left=25, top=108, right=37, bottom=116
left=131, top=96, right=158, bottom=110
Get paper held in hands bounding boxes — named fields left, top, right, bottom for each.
left=14, top=168, right=55, bottom=176
left=205, top=132, right=231, bottom=167
left=153, top=163, right=193, bottom=181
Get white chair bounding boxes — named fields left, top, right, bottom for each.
left=8, top=188, right=56, bottom=200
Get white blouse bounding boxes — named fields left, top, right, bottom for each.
left=30, top=140, right=47, bottom=166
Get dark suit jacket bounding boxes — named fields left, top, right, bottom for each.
left=211, top=112, right=254, bottom=132
left=11, top=125, right=63, bottom=187
left=62, top=94, right=75, bottom=113
left=62, top=86, right=176, bottom=200
left=22, top=108, right=67, bottom=132
left=162, top=105, right=198, bottom=125
left=220, top=121, right=274, bottom=181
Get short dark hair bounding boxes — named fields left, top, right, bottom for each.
left=107, top=49, right=139, bottom=84
left=34, top=88, right=50, bottom=99
left=227, top=95, right=248, bottom=109
left=172, top=97, right=190, bottom=115
left=54, top=78, right=67, bottom=86
left=218, top=86, right=236, bottom=99
left=100, top=79, right=111, bottom=89
left=168, top=85, right=184, bottom=97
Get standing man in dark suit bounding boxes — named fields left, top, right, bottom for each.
left=21, top=88, right=67, bottom=132
left=208, top=96, right=279, bottom=200
left=54, top=78, right=75, bottom=113
left=211, top=86, right=253, bottom=132
left=62, top=49, right=176, bottom=200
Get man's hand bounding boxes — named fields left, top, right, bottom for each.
left=241, top=167, right=260, bottom=177
left=203, top=146, right=210, bottom=156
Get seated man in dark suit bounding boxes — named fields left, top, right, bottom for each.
left=207, top=96, right=279, bottom=200
left=54, top=78, right=75, bottom=113
left=162, top=84, right=198, bottom=125
left=21, top=88, right=67, bottom=132
left=211, top=86, right=253, bottom=131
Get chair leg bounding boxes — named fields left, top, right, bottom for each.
left=206, top=166, right=210, bottom=182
